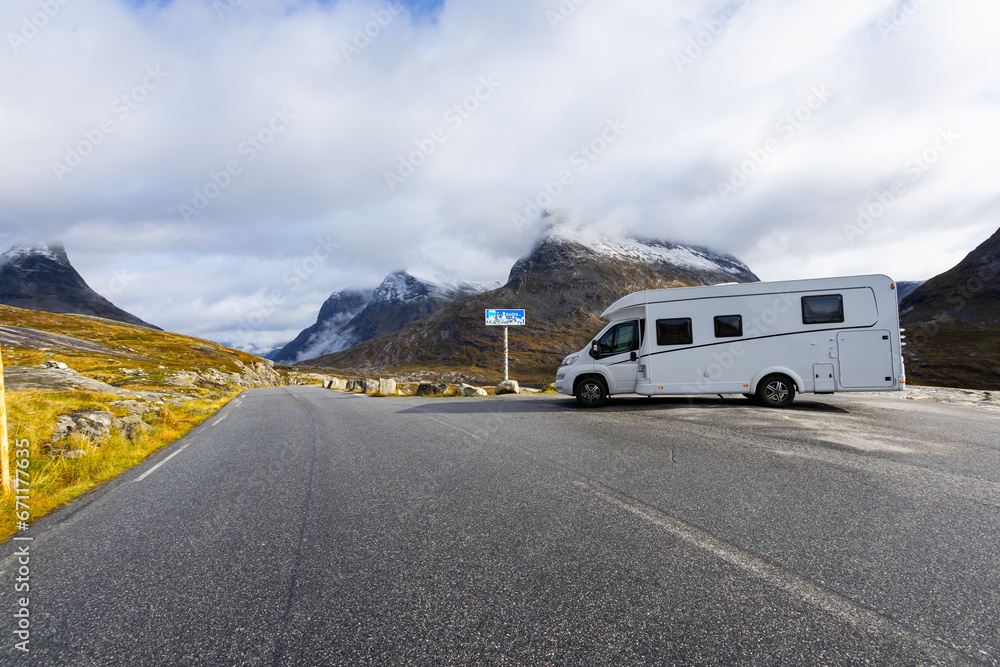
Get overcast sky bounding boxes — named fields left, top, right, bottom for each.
left=1, top=0, right=998, bottom=351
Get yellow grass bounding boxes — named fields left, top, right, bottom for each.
left=0, top=304, right=277, bottom=542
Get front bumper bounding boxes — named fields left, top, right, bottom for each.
left=555, top=370, right=570, bottom=395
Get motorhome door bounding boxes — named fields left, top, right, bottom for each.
left=594, top=319, right=641, bottom=393
left=837, top=330, right=896, bottom=388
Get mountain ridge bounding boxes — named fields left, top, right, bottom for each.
left=299, top=231, right=759, bottom=383
left=272, top=271, right=498, bottom=364
left=899, top=225, right=1000, bottom=389
left=0, top=243, right=159, bottom=330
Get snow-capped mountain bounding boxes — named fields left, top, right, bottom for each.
left=270, top=290, right=371, bottom=364
left=541, top=221, right=756, bottom=281
left=370, top=271, right=499, bottom=304
left=299, top=226, right=759, bottom=381
left=0, top=243, right=65, bottom=267
left=506, top=226, right=757, bottom=292
left=0, top=243, right=158, bottom=329
left=272, top=271, right=498, bottom=364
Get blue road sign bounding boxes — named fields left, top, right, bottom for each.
left=485, top=309, right=526, bottom=326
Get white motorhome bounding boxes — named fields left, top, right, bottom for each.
left=555, top=275, right=905, bottom=407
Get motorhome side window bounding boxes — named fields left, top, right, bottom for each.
left=597, top=321, right=638, bottom=355
left=656, top=318, right=692, bottom=346
left=801, top=294, right=844, bottom=324
left=714, top=315, right=743, bottom=338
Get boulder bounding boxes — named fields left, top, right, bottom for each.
left=113, top=414, right=153, bottom=441
left=378, top=378, right=397, bottom=396
left=457, top=383, right=488, bottom=397
left=495, top=380, right=520, bottom=395
left=415, top=382, right=448, bottom=396
left=396, top=382, right=418, bottom=396
left=40, top=360, right=69, bottom=370
left=51, top=410, right=113, bottom=445
left=361, top=379, right=380, bottom=394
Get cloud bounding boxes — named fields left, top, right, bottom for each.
left=1, top=0, right=998, bottom=349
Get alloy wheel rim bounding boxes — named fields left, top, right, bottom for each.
left=766, top=381, right=788, bottom=403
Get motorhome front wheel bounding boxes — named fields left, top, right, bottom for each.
left=575, top=378, right=608, bottom=408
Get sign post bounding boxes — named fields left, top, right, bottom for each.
left=485, top=309, right=526, bottom=382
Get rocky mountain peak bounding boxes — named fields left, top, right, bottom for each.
left=372, top=271, right=433, bottom=303
left=317, top=289, right=372, bottom=320
left=272, top=271, right=497, bottom=364
left=507, top=230, right=758, bottom=291
left=0, top=242, right=159, bottom=330
left=0, top=242, right=71, bottom=268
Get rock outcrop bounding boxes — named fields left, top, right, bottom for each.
left=45, top=400, right=159, bottom=458
left=50, top=410, right=113, bottom=447
left=164, top=359, right=283, bottom=390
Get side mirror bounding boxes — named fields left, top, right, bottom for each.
left=630, top=351, right=637, bottom=362
left=589, top=342, right=599, bottom=358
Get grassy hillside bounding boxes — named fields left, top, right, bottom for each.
left=0, top=305, right=271, bottom=385
left=903, top=322, right=1000, bottom=390
left=0, top=305, right=283, bottom=541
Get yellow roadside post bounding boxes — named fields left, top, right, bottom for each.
left=0, top=344, right=10, bottom=495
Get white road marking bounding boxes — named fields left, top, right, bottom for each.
left=136, top=444, right=190, bottom=482
left=213, top=413, right=229, bottom=427
left=575, top=480, right=972, bottom=664
left=424, top=411, right=975, bottom=664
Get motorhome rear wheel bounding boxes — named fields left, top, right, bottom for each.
left=757, top=375, right=796, bottom=408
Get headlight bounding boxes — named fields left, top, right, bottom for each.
left=562, top=354, right=579, bottom=367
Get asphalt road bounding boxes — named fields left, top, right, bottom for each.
left=3, top=386, right=999, bottom=666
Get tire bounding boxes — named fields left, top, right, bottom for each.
left=756, top=375, right=796, bottom=408
left=575, top=377, right=608, bottom=408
